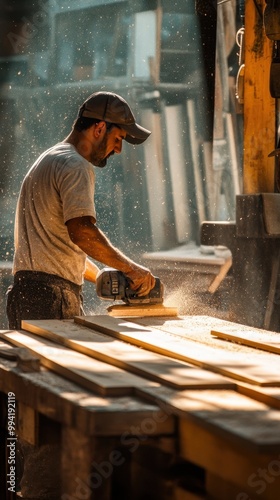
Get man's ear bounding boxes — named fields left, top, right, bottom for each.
left=93, top=121, right=106, bottom=138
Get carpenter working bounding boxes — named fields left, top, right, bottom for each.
left=6, top=91, right=156, bottom=329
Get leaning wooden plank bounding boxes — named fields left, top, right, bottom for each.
left=21, top=319, right=235, bottom=390
left=75, top=316, right=280, bottom=387
left=211, top=327, right=280, bottom=355
left=0, top=331, right=158, bottom=397
left=208, top=256, right=232, bottom=294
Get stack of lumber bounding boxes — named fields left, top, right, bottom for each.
left=1, top=314, right=280, bottom=500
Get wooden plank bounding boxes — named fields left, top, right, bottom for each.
left=186, top=99, right=206, bottom=227
left=136, top=315, right=280, bottom=365
left=20, top=319, right=235, bottom=390
left=107, top=304, right=178, bottom=317
left=134, top=317, right=280, bottom=409
left=75, top=316, right=280, bottom=387
left=164, top=103, right=192, bottom=242
left=2, top=333, right=280, bottom=457
left=237, top=383, right=280, bottom=410
left=211, top=326, right=280, bottom=355
left=208, top=256, right=232, bottom=294
left=0, top=352, right=174, bottom=437
left=243, top=0, right=275, bottom=193
left=140, top=107, right=170, bottom=249
left=142, top=386, right=280, bottom=453
left=0, top=330, right=158, bottom=397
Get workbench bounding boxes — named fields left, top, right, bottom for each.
left=1, top=314, right=280, bottom=500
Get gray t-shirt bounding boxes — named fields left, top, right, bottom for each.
left=13, top=142, right=96, bottom=285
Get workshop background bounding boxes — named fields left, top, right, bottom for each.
left=0, top=0, right=243, bottom=327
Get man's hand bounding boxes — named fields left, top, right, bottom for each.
left=124, top=265, right=156, bottom=296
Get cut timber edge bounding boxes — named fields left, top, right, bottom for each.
left=107, top=304, right=178, bottom=317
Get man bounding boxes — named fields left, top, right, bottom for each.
left=7, top=91, right=156, bottom=329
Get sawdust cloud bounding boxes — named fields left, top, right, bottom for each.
left=163, top=286, right=206, bottom=316
left=163, top=283, right=230, bottom=320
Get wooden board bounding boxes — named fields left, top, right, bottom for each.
left=211, top=327, right=280, bottom=355
left=208, top=256, right=232, bottom=294
left=243, top=0, right=275, bottom=193
left=107, top=304, right=178, bottom=317
left=134, top=317, right=280, bottom=409
left=237, top=383, right=280, bottom=410
left=2, top=323, right=280, bottom=456
left=135, top=315, right=275, bottom=350
left=0, top=349, right=175, bottom=437
left=20, top=319, right=234, bottom=390
left=0, top=330, right=158, bottom=397
left=75, top=316, right=280, bottom=387
left=143, top=385, right=280, bottom=453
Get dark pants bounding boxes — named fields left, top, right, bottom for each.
left=6, top=271, right=84, bottom=329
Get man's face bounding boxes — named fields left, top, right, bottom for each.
left=91, top=125, right=126, bottom=168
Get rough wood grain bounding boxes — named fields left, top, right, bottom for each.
left=75, top=316, right=280, bottom=387
left=1, top=330, right=158, bottom=397
left=211, top=327, right=280, bottom=355
left=243, top=0, right=275, bottom=193
left=142, top=385, right=280, bottom=453
left=107, top=304, right=178, bottom=317
left=237, top=383, right=280, bottom=410
left=0, top=343, right=174, bottom=437
left=21, top=319, right=235, bottom=390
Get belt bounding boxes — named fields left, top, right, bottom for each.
left=14, top=271, right=82, bottom=294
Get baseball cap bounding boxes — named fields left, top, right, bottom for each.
left=78, top=91, right=151, bottom=145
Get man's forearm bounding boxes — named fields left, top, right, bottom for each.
left=67, top=217, right=138, bottom=272
left=67, top=216, right=155, bottom=295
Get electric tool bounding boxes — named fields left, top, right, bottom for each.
left=96, top=267, right=164, bottom=305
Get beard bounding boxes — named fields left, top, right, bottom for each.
left=90, top=134, right=114, bottom=168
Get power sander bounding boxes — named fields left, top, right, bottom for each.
left=96, top=267, right=164, bottom=305
left=96, top=268, right=178, bottom=317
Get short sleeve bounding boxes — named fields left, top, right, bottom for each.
left=56, top=158, right=96, bottom=223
